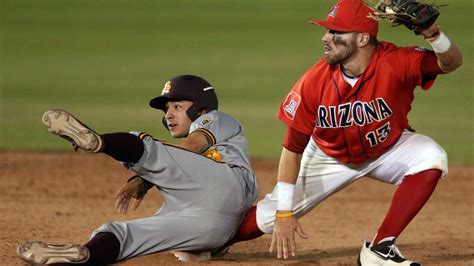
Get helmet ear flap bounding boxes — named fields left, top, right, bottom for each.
left=162, top=104, right=200, bottom=131
left=162, top=117, right=169, bottom=131
left=186, top=104, right=200, bottom=121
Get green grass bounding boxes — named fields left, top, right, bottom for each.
left=1, top=0, right=472, bottom=163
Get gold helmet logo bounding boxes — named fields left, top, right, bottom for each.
left=161, top=81, right=171, bottom=95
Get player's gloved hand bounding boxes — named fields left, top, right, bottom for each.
left=269, top=212, right=308, bottom=259
left=373, top=0, right=441, bottom=35
left=114, top=175, right=153, bottom=214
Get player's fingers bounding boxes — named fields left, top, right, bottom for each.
left=118, top=192, right=129, bottom=206
left=114, top=185, right=126, bottom=198
left=282, top=236, right=289, bottom=259
left=115, top=194, right=125, bottom=210
left=269, top=232, right=276, bottom=253
left=117, top=200, right=124, bottom=213
left=114, top=197, right=120, bottom=210
left=120, top=203, right=127, bottom=214
left=277, top=233, right=282, bottom=259
left=131, top=199, right=138, bottom=211
left=290, top=233, right=296, bottom=257
left=115, top=202, right=120, bottom=213
left=132, top=198, right=143, bottom=211
left=295, top=223, right=309, bottom=239
left=289, top=238, right=295, bottom=258
left=116, top=200, right=123, bottom=213
left=119, top=196, right=130, bottom=214
left=123, top=198, right=130, bottom=214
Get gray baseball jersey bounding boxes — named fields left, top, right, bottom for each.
left=91, top=110, right=258, bottom=261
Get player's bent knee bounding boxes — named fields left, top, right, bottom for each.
left=424, top=145, right=448, bottom=175
left=411, top=135, right=448, bottom=177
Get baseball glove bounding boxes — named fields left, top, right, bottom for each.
left=372, top=0, right=442, bottom=35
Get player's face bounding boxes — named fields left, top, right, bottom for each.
left=165, top=100, right=194, bottom=138
left=322, top=30, right=358, bottom=65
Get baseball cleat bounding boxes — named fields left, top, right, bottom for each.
left=42, top=109, right=103, bottom=152
left=172, top=245, right=230, bottom=262
left=17, top=240, right=90, bottom=264
left=211, top=245, right=230, bottom=258
left=357, top=239, right=421, bottom=266
left=172, top=250, right=211, bottom=262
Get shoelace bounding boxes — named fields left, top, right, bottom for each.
left=387, top=244, right=406, bottom=259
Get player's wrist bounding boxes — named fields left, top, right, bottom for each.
left=423, top=30, right=440, bottom=41
left=422, top=24, right=440, bottom=40
left=276, top=181, right=295, bottom=211
left=275, top=210, right=295, bottom=218
left=127, top=175, right=140, bottom=183
left=427, top=32, right=451, bottom=53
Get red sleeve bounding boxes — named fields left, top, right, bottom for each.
left=276, top=66, right=320, bottom=135
left=283, top=127, right=311, bottom=154
left=399, top=47, right=440, bottom=90
left=420, top=53, right=443, bottom=89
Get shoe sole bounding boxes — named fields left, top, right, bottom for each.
left=17, top=241, right=89, bottom=264
left=172, top=251, right=211, bottom=262
left=42, top=109, right=100, bottom=152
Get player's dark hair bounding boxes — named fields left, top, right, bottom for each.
left=369, top=36, right=379, bottom=47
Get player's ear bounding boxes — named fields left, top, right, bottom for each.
left=357, top=33, right=370, bottom=47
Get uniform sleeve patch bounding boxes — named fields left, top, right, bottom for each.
left=201, top=119, right=212, bottom=125
left=204, top=148, right=222, bottom=162
left=283, top=91, right=301, bottom=120
left=415, top=47, right=428, bottom=52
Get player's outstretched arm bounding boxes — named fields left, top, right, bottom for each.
left=177, top=131, right=213, bottom=154
left=373, top=1, right=463, bottom=73
left=421, top=22, right=463, bottom=73
left=269, top=148, right=308, bottom=259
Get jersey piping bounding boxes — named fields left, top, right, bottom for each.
left=138, top=132, right=160, bottom=141
left=194, top=128, right=217, bottom=146
left=354, top=76, right=374, bottom=161
left=161, top=142, right=227, bottom=164
left=138, top=132, right=226, bottom=164
left=331, top=77, right=352, bottom=163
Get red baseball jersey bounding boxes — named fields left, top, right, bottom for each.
left=277, top=41, right=439, bottom=164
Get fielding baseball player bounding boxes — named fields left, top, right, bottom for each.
left=224, top=0, right=463, bottom=265
left=17, top=74, right=258, bottom=265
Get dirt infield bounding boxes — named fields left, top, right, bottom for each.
left=1, top=151, right=473, bottom=265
